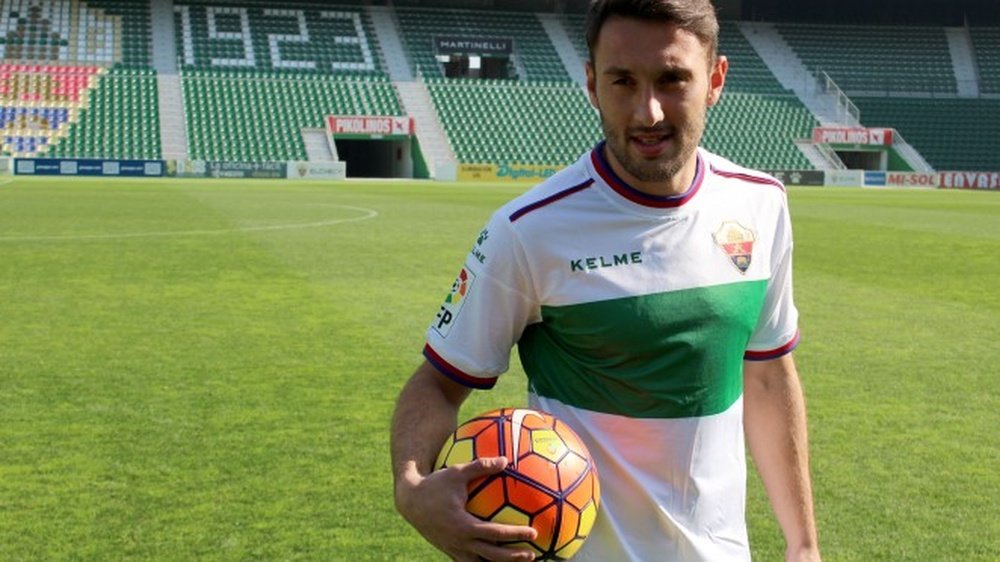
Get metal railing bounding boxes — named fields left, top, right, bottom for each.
left=817, top=71, right=861, bottom=125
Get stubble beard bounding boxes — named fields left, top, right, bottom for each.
left=600, top=108, right=706, bottom=185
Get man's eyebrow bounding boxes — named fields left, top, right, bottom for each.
left=602, top=66, right=695, bottom=79
left=602, top=66, right=632, bottom=76
left=660, top=67, right=694, bottom=80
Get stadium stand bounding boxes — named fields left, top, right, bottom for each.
left=702, top=22, right=816, bottom=170
left=427, top=77, right=600, bottom=166
left=0, top=0, right=159, bottom=159
left=395, top=7, right=570, bottom=82
left=969, top=27, right=1000, bottom=94
left=45, top=67, right=160, bottom=160
left=174, top=1, right=399, bottom=162
left=0, top=0, right=994, bottom=174
left=853, top=96, right=1000, bottom=171
left=561, top=13, right=588, bottom=61
left=776, top=24, right=957, bottom=94
left=396, top=6, right=594, bottom=166
left=182, top=72, right=399, bottom=162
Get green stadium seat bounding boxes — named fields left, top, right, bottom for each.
left=855, top=96, right=1000, bottom=171
left=0, top=0, right=158, bottom=159
left=396, top=7, right=570, bottom=82
left=777, top=23, right=957, bottom=94
left=969, top=27, right=1000, bottom=94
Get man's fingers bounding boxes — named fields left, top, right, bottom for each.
left=471, top=539, right=538, bottom=561
left=474, top=520, right=538, bottom=543
left=457, top=456, right=509, bottom=481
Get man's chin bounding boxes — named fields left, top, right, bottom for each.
left=622, top=159, right=683, bottom=184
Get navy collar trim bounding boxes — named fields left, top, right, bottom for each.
left=590, top=140, right=704, bottom=209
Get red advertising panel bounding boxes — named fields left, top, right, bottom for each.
left=326, top=115, right=414, bottom=137
left=938, top=172, right=1000, bottom=190
left=812, top=127, right=894, bottom=146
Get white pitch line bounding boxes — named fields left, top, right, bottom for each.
left=0, top=205, right=378, bottom=242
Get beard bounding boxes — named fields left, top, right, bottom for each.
left=599, top=106, right=706, bottom=185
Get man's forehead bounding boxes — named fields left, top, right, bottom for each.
left=592, top=17, right=711, bottom=71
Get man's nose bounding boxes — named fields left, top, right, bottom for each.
left=634, top=88, right=665, bottom=127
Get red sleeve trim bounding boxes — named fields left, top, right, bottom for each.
left=711, top=166, right=786, bottom=192
left=744, top=331, right=800, bottom=361
left=423, top=344, right=498, bottom=390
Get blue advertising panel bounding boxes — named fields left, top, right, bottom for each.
left=15, top=158, right=165, bottom=177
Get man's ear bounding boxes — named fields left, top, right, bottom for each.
left=585, top=60, right=599, bottom=109
left=707, top=55, right=728, bottom=107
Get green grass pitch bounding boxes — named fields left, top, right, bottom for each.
left=0, top=176, right=997, bottom=560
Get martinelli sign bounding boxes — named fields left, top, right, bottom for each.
left=433, top=36, right=513, bottom=56
left=326, top=115, right=414, bottom=138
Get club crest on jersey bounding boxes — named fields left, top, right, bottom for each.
left=433, top=267, right=477, bottom=338
left=713, top=221, right=756, bottom=274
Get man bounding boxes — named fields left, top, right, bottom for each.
left=391, top=0, right=821, bottom=560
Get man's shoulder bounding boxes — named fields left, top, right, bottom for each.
left=497, top=157, right=596, bottom=225
left=700, top=148, right=787, bottom=194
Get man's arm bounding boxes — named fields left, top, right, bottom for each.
left=743, top=353, right=821, bottom=562
left=390, top=360, right=537, bottom=562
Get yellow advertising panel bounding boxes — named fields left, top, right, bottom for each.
left=458, top=163, right=564, bottom=182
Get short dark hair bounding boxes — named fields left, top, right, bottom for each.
left=585, top=0, right=720, bottom=64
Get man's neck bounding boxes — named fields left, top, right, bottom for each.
left=603, top=145, right=699, bottom=198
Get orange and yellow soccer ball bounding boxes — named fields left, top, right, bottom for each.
left=436, top=408, right=601, bottom=560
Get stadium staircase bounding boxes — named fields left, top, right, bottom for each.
left=944, top=27, right=980, bottom=97
left=394, top=80, right=456, bottom=176
left=737, top=21, right=859, bottom=128
left=150, top=0, right=188, bottom=161
left=697, top=22, right=818, bottom=171
left=366, top=6, right=413, bottom=81
left=367, top=4, right=456, bottom=176
left=536, top=13, right=586, bottom=86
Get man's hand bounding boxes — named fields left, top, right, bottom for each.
left=395, top=456, right=538, bottom=562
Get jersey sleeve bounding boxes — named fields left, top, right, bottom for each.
left=423, top=212, right=538, bottom=389
left=745, top=197, right=800, bottom=361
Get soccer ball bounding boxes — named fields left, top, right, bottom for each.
left=436, top=408, right=601, bottom=560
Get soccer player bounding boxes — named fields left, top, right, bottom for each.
left=390, top=0, right=821, bottom=560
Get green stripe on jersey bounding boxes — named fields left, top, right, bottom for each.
left=517, top=280, right=767, bottom=419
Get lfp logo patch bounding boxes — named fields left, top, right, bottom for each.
left=713, top=221, right=756, bottom=274
left=433, top=267, right=477, bottom=338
